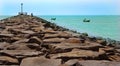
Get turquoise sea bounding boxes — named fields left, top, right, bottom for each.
left=0, top=15, right=120, bottom=41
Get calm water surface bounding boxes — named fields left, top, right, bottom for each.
left=0, top=15, right=120, bottom=41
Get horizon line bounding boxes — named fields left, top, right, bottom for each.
left=0, top=14, right=120, bottom=16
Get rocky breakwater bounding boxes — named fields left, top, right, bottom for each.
left=0, top=14, right=120, bottom=66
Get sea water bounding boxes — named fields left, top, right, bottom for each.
left=39, top=15, right=120, bottom=41
left=0, top=15, right=120, bottom=41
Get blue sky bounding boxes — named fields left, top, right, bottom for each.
left=0, top=0, right=119, bottom=15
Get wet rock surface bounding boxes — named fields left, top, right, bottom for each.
left=0, top=14, right=120, bottom=66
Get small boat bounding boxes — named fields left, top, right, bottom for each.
left=51, top=18, right=56, bottom=20
left=83, top=18, right=90, bottom=22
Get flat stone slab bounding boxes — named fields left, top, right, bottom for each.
left=116, top=49, right=120, bottom=53
left=43, top=30, right=59, bottom=34
left=0, top=42, right=10, bottom=50
left=44, top=34, right=59, bottom=38
left=62, top=38, right=84, bottom=43
left=0, top=34, right=14, bottom=38
left=48, top=42, right=102, bottom=53
left=5, top=43, right=40, bottom=50
left=0, top=50, right=43, bottom=58
left=20, top=30, right=35, bottom=34
left=64, top=59, right=79, bottom=66
left=20, top=57, right=61, bottom=66
left=12, top=39, right=29, bottom=44
left=0, top=56, right=18, bottom=65
left=108, top=55, right=120, bottom=61
left=76, top=60, right=120, bottom=66
left=50, top=49, right=105, bottom=59
left=43, top=38, right=65, bottom=43
left=0, top=65, right=20, bottom=66
left=8, top=29, right=35, bottom=34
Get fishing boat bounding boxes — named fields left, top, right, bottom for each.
left=51, top=18, right=56, bottom=20
left=83, top=18, right=90, bottom=22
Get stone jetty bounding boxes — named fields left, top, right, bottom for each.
left=0, top=14, right=120, bottom=66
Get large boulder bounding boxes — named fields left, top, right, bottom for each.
left=20, top=57, right=61, bottom=66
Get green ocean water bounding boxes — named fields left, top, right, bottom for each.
left=0, top=15, right=120, bottom=41
left=39, top=15, right=120, bottom=41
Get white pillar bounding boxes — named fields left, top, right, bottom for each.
left=21, top=3, right=23, bottom=13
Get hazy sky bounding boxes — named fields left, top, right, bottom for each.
left=0, top=0, right=119, bottom=15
